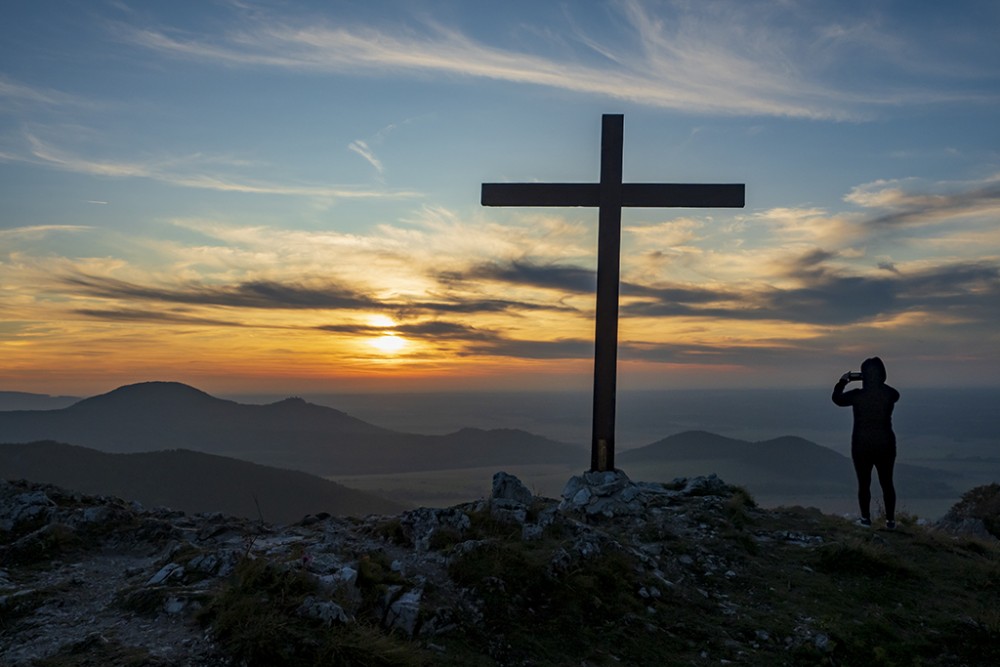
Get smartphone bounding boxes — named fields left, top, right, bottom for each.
left=847, top=371, right=863, bottom=381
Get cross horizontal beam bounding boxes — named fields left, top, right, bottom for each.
left=480, top=114, right=745, bottom=473
left=482, top=183, right=745, bottom=208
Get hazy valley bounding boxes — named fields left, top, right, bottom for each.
left=2, top=381, right=996, bottom=521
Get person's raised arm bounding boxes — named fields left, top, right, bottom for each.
left=832, top=372, right=853, bottom=406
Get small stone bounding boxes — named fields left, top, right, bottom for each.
left=164, top=596, right=186, bottom=614
left=299, top=596, right=351, bottom=626
left=187, top=553, right=220, bottom=575
left=386, top=589, right=422, bottom=637
left=146, top=562, right=184, bottom=586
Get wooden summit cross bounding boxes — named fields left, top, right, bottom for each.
left=482, top=114, right=745, bottom=472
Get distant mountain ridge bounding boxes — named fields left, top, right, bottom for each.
left=0, top=440, right=403, bottom=523
left=0, top=381, right=580, bottom=475
left=618, top=429, right=957, bottom=499
left=0, top=391, right=79, bottom=411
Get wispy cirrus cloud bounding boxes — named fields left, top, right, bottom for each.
left=0, top=225, right=93, bottom=242
left=0, top=76, right=97, bottom=109
left=347, top=140, right=384, bottom=177
left=6, top=132, right=419, bottom=200
left=115, top=1, right=991, bottom=121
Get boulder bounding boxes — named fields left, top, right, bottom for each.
left=491, top=472, right=534, bottom=505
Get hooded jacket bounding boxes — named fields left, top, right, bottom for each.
left=832, top=357, right=900, bottom=452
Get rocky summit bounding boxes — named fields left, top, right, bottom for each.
left=1, top=473, right=999, bottom=666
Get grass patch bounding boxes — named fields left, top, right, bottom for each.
left=814, top=537, right=917, bottom=579
left=115, top=586, right=169, bottom=618
left=29, top=634, right=166, bottom=667
left=372, top=517, right=409, bottom=546
left=2, top=523, right=81, bottom=568
left=446, top=538, right=681, bottom=665
left=199, top=557, right=427, bottom=667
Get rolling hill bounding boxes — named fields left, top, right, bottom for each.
left=618, top=430, right=957, bottom=500
left=0, top=441, right=404, bottom=523
left=0, top=381, right=580, bottom=475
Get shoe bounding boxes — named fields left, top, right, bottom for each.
left=857, top=517, right=872, bottom=527
left=885, top=520, right=896, bottom=530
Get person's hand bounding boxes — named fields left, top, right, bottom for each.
left=840, top=372, right=853, bottom=382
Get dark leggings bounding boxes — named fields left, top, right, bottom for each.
left=852, top=448, right=896, bottom=522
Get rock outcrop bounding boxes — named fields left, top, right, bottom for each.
left=2, top=474, right=998, bottom=666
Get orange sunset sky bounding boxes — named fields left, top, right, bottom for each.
left=2, top=1, right=999, bottom=397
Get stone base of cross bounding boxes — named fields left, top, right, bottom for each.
left=482, top=114, right=744, bottom=471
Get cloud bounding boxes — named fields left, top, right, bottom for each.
left=6, top=155, right=997, bottom=379
left=318, top=319, right=499, bottom=341
left=72, top=307, right=254, bottom=328
left=56, top=264, right=567, bottom=321
left=0, top=225, right=92, bottom=241
left=402, top=297, right=561, bottom=316
left=61, top=274, right=380, bottom=310
left=395, top=320, right=496, bottom=339
left=846, top=174, right=1000, bottom=227
left=614, top=243, right=1000, bottom=329
left=115, top=1, right=991, bottom=121
left=138, top=214, right=599, bottom=320
left=452, top=261, right=596, bottom=294
left=347, top=140, right=384, bottom=176
left=463, top=337, right=593, bottom=360
left=753, top=207, right=866, bottom=248
left=0, top=76, right=96, bottom=109
left=16, top=133, right=419, bottom=199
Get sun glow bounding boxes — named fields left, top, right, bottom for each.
left=367, top=314, right=397, bottom=328
left=369, top=334, right=407, bottom=354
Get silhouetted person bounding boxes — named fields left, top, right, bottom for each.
left=832, top=357, right=900, bottom=529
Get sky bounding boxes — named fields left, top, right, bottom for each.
left=1, top=0, right=999, bottom=397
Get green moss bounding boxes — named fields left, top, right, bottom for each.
left=465, top=507, right=520, bottom=541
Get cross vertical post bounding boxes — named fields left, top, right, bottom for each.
left=481, top=114, right=745, bottom=472
left=592, top=114, right=624, bottom=471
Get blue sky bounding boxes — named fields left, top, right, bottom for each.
left=1, top=0, right=999, bottom=395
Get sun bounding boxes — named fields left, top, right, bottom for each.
left=368, top=314, right=397, bottom=328
left=369, top=334, right=407, bottom=355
